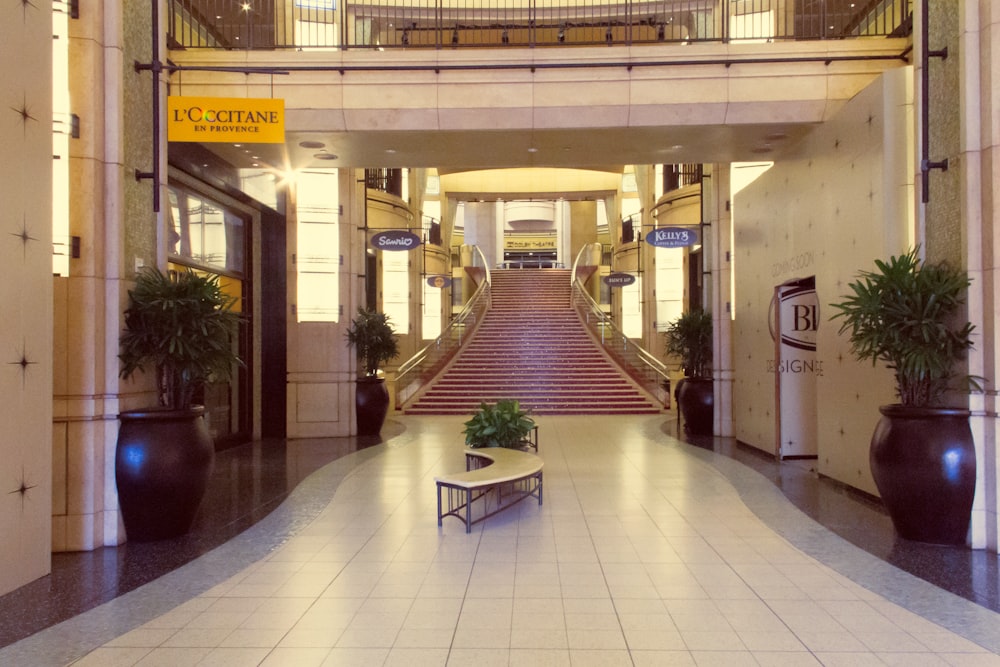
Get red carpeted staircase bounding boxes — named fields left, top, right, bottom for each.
left=401, top=269, right=663, bottom=415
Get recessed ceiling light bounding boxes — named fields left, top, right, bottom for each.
left=752, top=145, right=773, bottom=154
left=299, top=140, right=325, bottom=149
left=314, top=152, right=339, bottom=161
left=764, top=132, right=788, bottom=141
left=527, top=147, right=538, bottom=153
left=385, top=148, right=397, bottom=154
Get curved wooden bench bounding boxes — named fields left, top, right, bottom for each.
left=436, top=447, right=544, bottom=533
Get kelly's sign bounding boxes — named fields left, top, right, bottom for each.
left=168, top=96, right=285, bottom=143
left=646, top=226, right=699, bottom=248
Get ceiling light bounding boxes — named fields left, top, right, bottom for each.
left=385, top=148, right=397, bottom=154
left=314, top=152, right=339, bottom=161
left=527, top=147, right=538, bottom=153
left=299, top=140, right=325, bottom=149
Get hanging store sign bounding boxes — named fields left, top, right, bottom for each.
left=603, top=272, right=636, bottom=287
left=426, top=275, right=452, bottom=288
left=645, top=226, right=699, bottom=248
left=371, top=230, right=422, bottom=251
left=167, top=96, right=285, bottom=143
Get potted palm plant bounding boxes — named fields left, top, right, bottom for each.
left=117, top=267, right=242, bottom=541
left=830, top=247, right=980, bottom=545
left=463, top=399, right=537, bottom=450
left=664, top=308, right=713, bottom=435
left=345, top=307, right=400, bottom=435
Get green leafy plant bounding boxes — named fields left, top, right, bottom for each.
left=119, top=267, right=242, bottom=410
left=463, top=399, right=535, bottom=449
left=664, top=308, right=712, bottom=378
left=830, top=247, right=978, bottom=407
left=345, top=307, right=400, bottom=378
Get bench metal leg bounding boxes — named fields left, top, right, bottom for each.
left=437, top=483, right=443, bottom=527
left=465, top=488, right=472, bottom=533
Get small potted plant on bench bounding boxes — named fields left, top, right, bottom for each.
left=463, top=399, right=537, bottom=451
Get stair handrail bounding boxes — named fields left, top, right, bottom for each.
left=570, top=244, right=671, bottom=408
left=395, top=245, right=491, bottom=407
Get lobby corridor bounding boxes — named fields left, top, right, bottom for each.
left=4, top=415, right=1000, bottom=666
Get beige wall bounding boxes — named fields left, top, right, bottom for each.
left=0, top=0, right=53, bottom=594
left=731, top=69, right=913, bottom=495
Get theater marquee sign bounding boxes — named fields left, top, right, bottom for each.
left=168, top=96, right=285, bottom=143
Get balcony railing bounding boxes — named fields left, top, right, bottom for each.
left=394, top=245, right=491, bottom=408
left=365, top=168, right=403, bottom=197
left=571, top=244, right=671, bottom=407
left=169, top=0, right=911, bottom=50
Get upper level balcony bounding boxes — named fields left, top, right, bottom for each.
left=168, top=0, right=911, bottom=51
left=165, top=1, right=912, bottom=173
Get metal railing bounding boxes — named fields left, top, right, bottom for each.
left=394, top=245, right=491, bottom=408
left=663, top=163, right=703, bottom=192
left=168, top=0, right=911, bottom=50
left=365, top=168, right=403, bottom=197
left=499, top=259, right=566, bottom=269
left=571, top=244, right=671, bottom=407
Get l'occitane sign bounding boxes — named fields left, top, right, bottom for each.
left=168, top=96, right=285, bottom=143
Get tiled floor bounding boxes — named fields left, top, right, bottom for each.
left=3, top=414, right=1000, bottom=666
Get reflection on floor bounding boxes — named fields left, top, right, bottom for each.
left=0, top=415, right=996, bottom=662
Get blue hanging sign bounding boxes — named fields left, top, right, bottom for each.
left=603, top=272, right=636, bottom=287
left=426, top=275, right=452, bottom=288
left=646, top=226, right=699, bottom=248
left=371, top=230, right=422, bottom=251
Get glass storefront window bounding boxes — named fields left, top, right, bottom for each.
left=621, top=276, right=643, bottom=339
left=295, top=169, right=340, bottom=322
left=167, top=187, right=246, bottom=276
left=382, top=250, right=409, bottom=331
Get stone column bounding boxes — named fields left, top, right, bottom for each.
left=706, top=165, right=734, bottom=438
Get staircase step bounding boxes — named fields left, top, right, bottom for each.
left=402, top=268, right=662, bottom=416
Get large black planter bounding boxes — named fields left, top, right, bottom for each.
left=677, top=377, right=714, bottom=436
left=116, top=407, right=215, bottom=542
left=356, top=377, right=390, bottom=436
left=870, top=405, right=976, bottom=546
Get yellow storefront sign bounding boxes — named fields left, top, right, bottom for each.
left=168, top=96, right=285, bottom=143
